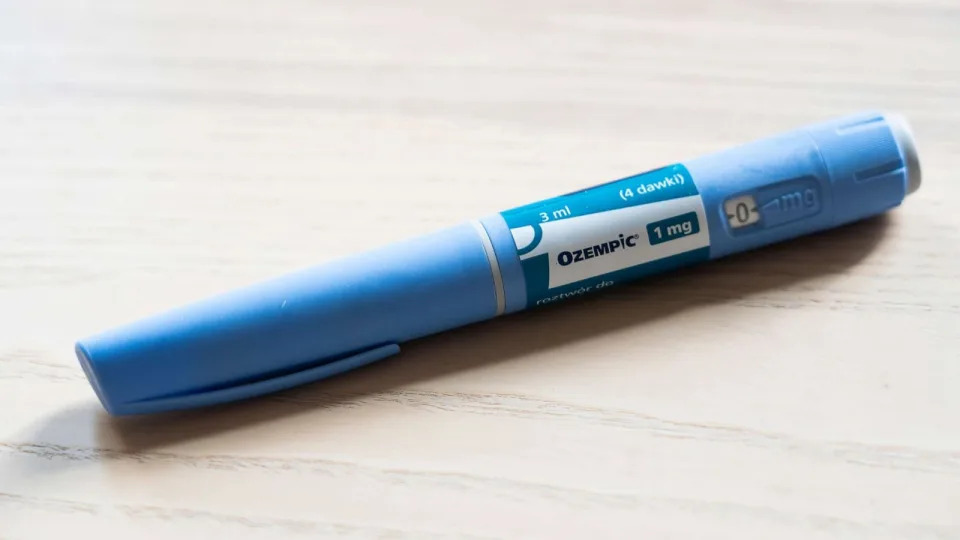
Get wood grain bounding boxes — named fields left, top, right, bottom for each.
left=1, top=0, right=959, bottom=538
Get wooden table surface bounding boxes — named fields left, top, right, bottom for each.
left=2, top=1, right=959, bottom=538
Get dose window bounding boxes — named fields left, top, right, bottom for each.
left=724, top=195, right=761, bottom=228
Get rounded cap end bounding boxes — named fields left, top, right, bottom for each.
left=885, top=112, right=922, bottom=196
left=76, top=342, right=117, bottom=415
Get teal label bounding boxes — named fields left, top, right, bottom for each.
left=500, top=164, right=711, bottom=307
left=647, top=211, right=700, bottom=245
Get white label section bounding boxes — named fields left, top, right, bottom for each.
left=510, top=195, right=709, bottom=289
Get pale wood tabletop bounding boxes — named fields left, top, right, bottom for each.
left=2, top=1, right=959, bottom=538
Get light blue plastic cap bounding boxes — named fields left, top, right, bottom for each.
left=76, top=223, right=499, bottom=415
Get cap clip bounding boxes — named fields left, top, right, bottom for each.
left=89, top=343, right=400, bottom=415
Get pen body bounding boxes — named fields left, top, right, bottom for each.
left=76, top=111, right=919, bottom=415
left=482, top=111, right=917, bottom=312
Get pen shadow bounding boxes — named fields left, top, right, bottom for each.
left=44, top=214, right=894, bottom=452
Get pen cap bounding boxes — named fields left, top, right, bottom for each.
left=805, top=111, right=921, bottom=226
left=76, top=223, right=500, bottom=415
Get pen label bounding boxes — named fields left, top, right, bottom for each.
left=500, top=164, right=710, bottom=307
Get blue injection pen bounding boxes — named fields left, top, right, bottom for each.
left=77, top=111, right=921, bottom=415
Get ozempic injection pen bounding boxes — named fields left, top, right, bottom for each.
left=76, top=111, right=921, bottom=415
